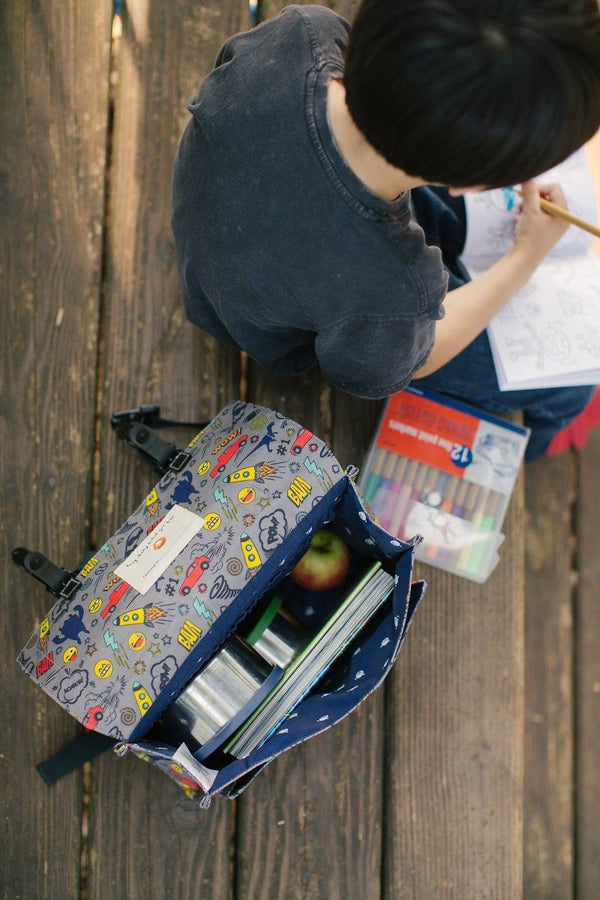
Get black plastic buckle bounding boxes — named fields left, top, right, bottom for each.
left=113, top=422, right=188, bottom=475
left=110, top=405, right=161, bottom=431
left=12, top=548, right=80, bottom=598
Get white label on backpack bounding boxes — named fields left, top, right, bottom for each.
left=115, top=505, right=205, bottom=595
left=173, top=744, right=218, bottom=792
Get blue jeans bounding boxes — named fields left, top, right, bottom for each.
left=410, top=187, right=595, bottom=461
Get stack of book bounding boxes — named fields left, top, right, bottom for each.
left=225, top=562, right=394, bottom=758
left=358, top=388, right=529, bottom=583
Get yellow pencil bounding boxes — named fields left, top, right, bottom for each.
left=515, top=187, right=600, bottom=239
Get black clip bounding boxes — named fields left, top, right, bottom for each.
left=114, top=422, right=189, bottom=475
left=110, top=405, right=161, bottom=431
left=12, top=548, right=80, bottom=598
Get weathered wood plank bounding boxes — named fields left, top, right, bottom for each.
left=85, top=3, right=248, bottom=899
left=384, top=472, right=525, bottom=899
left=575, top=431, right=600, bottom=899
left=0, top=2, right=112, bottom=898
left=523, top=455, right=574, bottom=899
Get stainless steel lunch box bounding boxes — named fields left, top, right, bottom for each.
left=161, top=636, right=271, bottom=750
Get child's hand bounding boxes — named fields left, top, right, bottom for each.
left=512, top=179, right=570, bottom=264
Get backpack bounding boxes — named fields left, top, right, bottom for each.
left=14, top=401, right=424, bottom=807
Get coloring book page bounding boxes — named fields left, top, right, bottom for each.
left=462, top=147, right=597, bottom=264
left=460, top=148, right=600, bottom=389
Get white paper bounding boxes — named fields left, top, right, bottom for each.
left=460, top=148, right=600, bottom=390
left=173, top=744, right=218, bottom=792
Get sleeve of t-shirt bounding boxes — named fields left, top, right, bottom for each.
left=314, top=311, right=440, bottom=399
left=212, top=5, right=349, bottom=71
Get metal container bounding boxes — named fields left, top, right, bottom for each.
left=251, top=607, right=308, bottom=669
left=161, top=636, right=271, bottom=750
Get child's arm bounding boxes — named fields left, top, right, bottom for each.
left=412, top=180, right=570, bottom=379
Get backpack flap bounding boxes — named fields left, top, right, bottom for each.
left=16, top=401, right=346, bottom=742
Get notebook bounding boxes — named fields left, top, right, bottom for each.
left=460, top=147, right=600, bottom=390
left=225, top=562, right=394, bottom=758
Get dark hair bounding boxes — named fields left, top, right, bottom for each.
left=344, top=0, right=600, bottom=188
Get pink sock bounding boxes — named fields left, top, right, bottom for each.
left=546, top=386, right=600, bottom=455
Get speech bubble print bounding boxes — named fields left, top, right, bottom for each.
left=151, top=655, right=179, bottom=696
left=57, top=667, right=89, bottom=706
left=258, top=508, right=288, bottom=552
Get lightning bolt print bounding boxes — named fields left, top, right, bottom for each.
left=104, top=629, right=118, bottom=651
left=303, top=457, right=323, bottom=477
left=213, top=486, right=228, bottom=506
left=193, top=600, right=214, bottom=626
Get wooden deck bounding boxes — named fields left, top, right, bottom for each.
left=1, top=2, right=599, bottom=897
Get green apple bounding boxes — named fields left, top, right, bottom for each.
left=291, top=529, right=351, bottom=591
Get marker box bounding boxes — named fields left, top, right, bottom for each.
left=358, top=387, right=530, bottom=583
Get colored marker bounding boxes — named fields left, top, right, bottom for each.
left=363, top=448, right=388, bottom=504
left=439, top=475, right=461, bottom=515
left=451, top=478, right=470, bottom=519
left=370, top=452, right=398, bottom=521
left=387, top=458, right=419, bottom=540
left=412, top=468, right=447, bottom=559
left=378, top=456, right=409, bottom=531
left=422, top=470, right=449, bottom=510
left=431, top=474, right=462, bottom=564
left=397, top=463, right=429, bottom=541
left=422, top=472, right=453, bottom=562
left=457, top=484, right=489, bottom=571
left=466, top=490, right=503, bottom=577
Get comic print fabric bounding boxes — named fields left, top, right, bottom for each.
left=17, top=402, right=346, bottom=741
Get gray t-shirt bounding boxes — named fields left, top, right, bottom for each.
left=172, top=5, right=447, bottom=398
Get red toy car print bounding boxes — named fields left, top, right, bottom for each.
left=101, top=580, right=131, bottom=620
left=290, top=428, right=313, bottom=455
left=210, top=435, right=248, bottom=478
left=179, top=556, right=210, bottom=596
left=83, top=705, right=104, bottom=730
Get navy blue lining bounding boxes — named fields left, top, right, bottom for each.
left=211, top=550, right=417, bottom=797
left=223, top=576, right=425, bottom=798
left=126, top=481, right=424, bottom=800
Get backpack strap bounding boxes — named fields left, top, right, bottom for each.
left=36, top=731, right=115, bottom=785
left=110, top=404, right=210, bottom=432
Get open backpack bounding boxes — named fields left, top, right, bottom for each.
left=15, top=401, right=424, bottom=806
